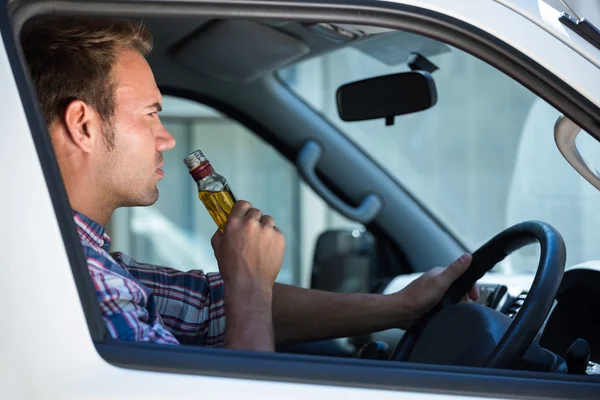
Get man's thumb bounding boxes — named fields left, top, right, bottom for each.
left=444, top=253, right=472, bottom=280
left=210, top=230, right=222, bottom=251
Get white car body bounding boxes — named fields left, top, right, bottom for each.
left=1, top=0, right=599, bottom=399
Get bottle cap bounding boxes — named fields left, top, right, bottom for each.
left=184, top=150, right=214, bottom=182
left=183, top=150, right=207, bottom=171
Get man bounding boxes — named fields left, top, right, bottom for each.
left=21, top=17, right=478, bottom=351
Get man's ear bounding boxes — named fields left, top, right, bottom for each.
left=62, top=100, right=103, bottom=153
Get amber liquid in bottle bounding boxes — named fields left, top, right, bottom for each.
left=198, top=189, right=236, bottom=231
left=184, top=149, right=237, bottom=232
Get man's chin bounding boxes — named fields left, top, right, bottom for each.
left=123, top=188, right=160, bottom=207
left=145, top=188, right=160, bottom=206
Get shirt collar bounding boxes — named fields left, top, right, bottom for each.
left=72, top=210, right=112, bottom=252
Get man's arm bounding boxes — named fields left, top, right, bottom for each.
left=210, top=201, right=285, bottom=352
left=272, top=254, right=478, bottom=345
left=224, top=285, right=275, bottom=352
left=272, top=283, right=405, bottom=345
left=209, top=200, right=477, bottom=351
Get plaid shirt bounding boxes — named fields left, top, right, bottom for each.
left=74, top=210, right=226, bottom=346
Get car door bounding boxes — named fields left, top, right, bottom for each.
left=2, top=0, right=600, bottom=399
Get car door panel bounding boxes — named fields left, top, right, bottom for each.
left=3, top=1, right=600, bottom=399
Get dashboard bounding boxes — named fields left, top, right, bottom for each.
left=377, top=264, right=600, bottom=372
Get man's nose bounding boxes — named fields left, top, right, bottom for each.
left=157, top=125, right=176, bottom=152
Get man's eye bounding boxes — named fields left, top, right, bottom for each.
left=148, top=112, right=158, bottom=118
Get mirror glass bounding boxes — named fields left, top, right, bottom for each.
left=336, top=71, right=437, bottom=122
left=311, top=229, right=376, bottom=293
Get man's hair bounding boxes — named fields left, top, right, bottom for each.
left=21, top=16, right=153, bottom=143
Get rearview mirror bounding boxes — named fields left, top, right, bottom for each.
left=336, top=71, right=437, bottom=124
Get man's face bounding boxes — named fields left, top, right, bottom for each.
left=99, top=48, right=175, bottom=208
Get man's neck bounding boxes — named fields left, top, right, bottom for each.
left=71, top=202, right=113, bottom=226
left=68, top=190, right=114, bottom=226
left=52, top=144, right=113, bottom=226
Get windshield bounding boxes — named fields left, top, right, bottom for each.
left=278, top=30, right=600, bottom=273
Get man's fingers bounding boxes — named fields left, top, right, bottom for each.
left=260, top=215, right=276, bottom=228
left=229, top=200, right=253, bottom=219
left=438, top=253, right=477, bottom=302
left=442, top=253, right=472, bottom=281
left=468, top=284, right=480, bottom=301
left=245, top=207, right=263, bottom=221
left=443, top=253, right=480, bottom=303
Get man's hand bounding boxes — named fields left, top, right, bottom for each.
left=395, top=253, right=479, bottom=330
left=210, top=200, right=285, bottom=351
left=211, top=200, right=285, bottom=290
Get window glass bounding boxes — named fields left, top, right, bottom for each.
left=278, top=31, right=600, bottom=272
left=109, top=96, right=361, bottom=286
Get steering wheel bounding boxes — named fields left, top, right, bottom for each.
left=391, top=221, right=565, bottom=369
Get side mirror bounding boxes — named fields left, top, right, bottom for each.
left=336, top=71, right=437, bottom=125
left=311, top=229, right=376, bottom=293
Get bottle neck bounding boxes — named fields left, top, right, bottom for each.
left=190, top=161, right=215, bottom=182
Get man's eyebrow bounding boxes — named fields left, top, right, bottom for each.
left=146, top=102, right=162, bottom=112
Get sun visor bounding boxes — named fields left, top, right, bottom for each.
left=170, top=20, right=310, bottom=82
left=351, top=31, right=452, bottom=66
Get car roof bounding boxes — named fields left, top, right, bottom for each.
left=494, top=0, right=600, bottom=68
left=13, top=0, right=600, bottom=67
left=13, top=0, right=600, bottom=112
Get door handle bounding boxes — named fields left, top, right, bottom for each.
left=555, top=115, right=600, bottom=191
left=296, top=140, right=383, bottom=224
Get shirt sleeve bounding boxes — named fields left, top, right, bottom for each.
left=84, top=248, right=180, bottom=345
left=113, top=252, right=226, bottom=347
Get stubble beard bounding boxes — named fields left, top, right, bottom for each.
left=102, top=122, right=160, bottom=209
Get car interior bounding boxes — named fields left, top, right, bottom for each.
left=14, top=2, right=600, bottom=394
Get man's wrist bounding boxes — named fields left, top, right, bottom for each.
left=224, top=280, right=275, bottom=352
left=225, top=279, right=274, bottom=304
left=388, top=290, right=420, bottom=331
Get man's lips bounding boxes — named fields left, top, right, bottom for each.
left=156, top=161, right=165, bottom=176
